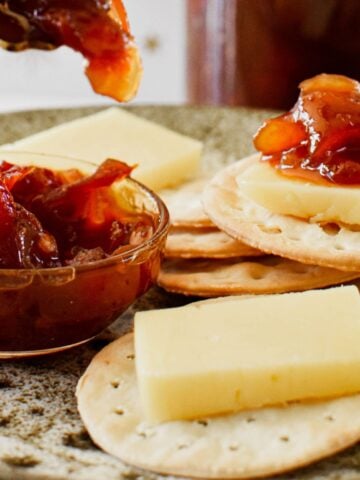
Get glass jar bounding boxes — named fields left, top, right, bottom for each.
left=187, top=0, right=360, bottom=109
left=0, top=152, right=169, bottom=358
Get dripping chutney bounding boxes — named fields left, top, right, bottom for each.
left=254, top=74, right=360, bottom=186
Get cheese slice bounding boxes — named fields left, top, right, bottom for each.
left=236, top=160, right=360, bottom=225
left=3, top=108, right=203, bottom=191
left=135, top=286, right=360, bottom=422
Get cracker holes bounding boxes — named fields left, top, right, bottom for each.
left=228, top=443, right=239, bottom=452
left=247, top=265, right=266, bottom=280
left=259, top=225, right=282, bottom=235
left=287, top=234, right=301, bottom=242
left=250, top=272, right=265, bottom=280
left=136, top=425, right=156, bottom=439
left=110, top=380, right=121, bottom=389
left=137, top=430, right=155, bottom=439
left=177, top=443, right=190, bottom=450
left=320, top=223, right=340, bottom=236
left=246, top=416, right=256, bottom=423
left=197, top=419, right=208, bottom=427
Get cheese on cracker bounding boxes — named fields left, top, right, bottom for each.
left=203, top=156, right=360, bottom=271
left=4, top=108, right=203, bottom=191
left=135, top=286, right=360, bottom=422
left=237, top=160, right=360, bottom=225
left=77, top=332, right=360, bottom=479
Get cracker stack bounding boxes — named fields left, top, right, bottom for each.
left=158, top=175, right=359, bottom=296
left=203, top=155, right=360, bottom=273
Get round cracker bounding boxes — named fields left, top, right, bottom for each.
left=164, top=227, right=262, bottom=259
left=203, top=155, right=360, bottom=272
left=160, top=179, right=213, bottom=228
left=77, top=333, right=360, bottom=479
left=157, top=256, right=358, bottom=297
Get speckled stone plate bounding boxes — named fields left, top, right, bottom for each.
left=1, top=106, right=360, bottom=480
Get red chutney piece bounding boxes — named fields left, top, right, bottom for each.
left=0, top=181, right=59, bottom=269
left=0, top=159, right=155, bottom=269
left=254, top=74, right=360, bottom=185
left=0, top=0, right=141, bottom=101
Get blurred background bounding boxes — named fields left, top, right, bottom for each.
left=0, top=0, right=358, bottom=113
left=0, top=0, right=186, bottom=112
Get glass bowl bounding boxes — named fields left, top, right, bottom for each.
left=0, top=151, right=170, bottom=358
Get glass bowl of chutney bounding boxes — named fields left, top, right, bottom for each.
left=0, top=151, right=170, bottom=358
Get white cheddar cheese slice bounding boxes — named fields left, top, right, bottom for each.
left=4, top=108, right=203, bottom=191
left=135, top=286, right=360, bottom=422
left=236, top=160, right=360, bottom=225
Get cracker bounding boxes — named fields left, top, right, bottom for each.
left=160, top=179, right=213, bottom=228
left=164, top=227, right=262, bottom=258
left=77, top=333, right=360, bottom=479
left=157, top=256, right=358, bottom=297
left=203, top=155, right=360, bottom=272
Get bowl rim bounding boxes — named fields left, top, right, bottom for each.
left=0, top=150, right=170, bottom=275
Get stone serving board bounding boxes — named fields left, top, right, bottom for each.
left=0, top=106, right=359, bottom=480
